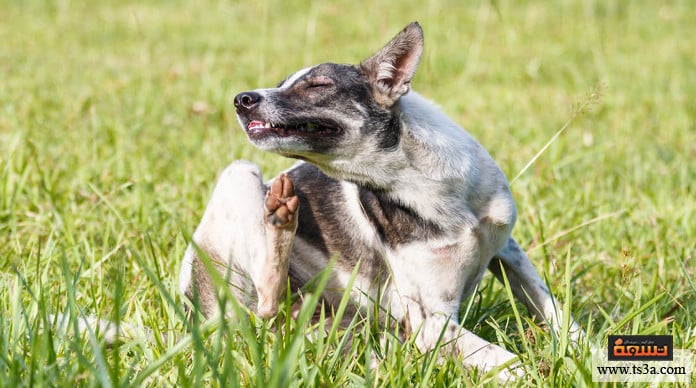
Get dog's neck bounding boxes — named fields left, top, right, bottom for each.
left=317, top=92, right=501, bottom=230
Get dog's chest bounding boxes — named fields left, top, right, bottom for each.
left=287, top=167, right=488, bottom=317
left=287, top=163, right=470, bottom=281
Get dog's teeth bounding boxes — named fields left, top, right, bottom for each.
left=248, top=120, right=267, bottom=130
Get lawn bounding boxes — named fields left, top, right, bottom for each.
left=1, top=0, right=694, bottom=386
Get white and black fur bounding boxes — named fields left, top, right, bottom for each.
left=180, top=22, right=581, bottom=379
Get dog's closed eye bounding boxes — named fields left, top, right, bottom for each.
left=306, top=76, right=334, bottom=89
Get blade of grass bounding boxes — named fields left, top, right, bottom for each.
left=511, top=83, right=604, bottom=185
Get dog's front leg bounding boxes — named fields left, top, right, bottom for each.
left=179, top=161, right=298, bottom=319
left=418, top=312, right=521, bottom=379
left=388, top=242, right=521, bottom=380
left=396, top=291, right=520, bottom=380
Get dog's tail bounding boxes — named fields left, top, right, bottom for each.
left=489, top=237, right=584, bottom=342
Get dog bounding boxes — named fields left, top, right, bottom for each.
left=179, top=22, right=581, bottom=379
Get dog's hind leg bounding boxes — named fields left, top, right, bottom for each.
left=179, top=161, right=298, bottom=319
left=488, top=237, right=582, bottom=341
left=258, top=171, right=299, bottom=317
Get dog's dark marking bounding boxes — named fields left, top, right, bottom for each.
left=287, top=164, right=340, bottom=256
left=358, top=187, right=443, bottom=247
left=288, top=163, right=388, bottom=278
left=188, top=248, right=233, bottom=318
left=441, top=290, right=456, bottom=303
left=366, top=107, right=402, bottom=150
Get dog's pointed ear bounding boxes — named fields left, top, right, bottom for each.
left=360, top=22, right=424, bottom=107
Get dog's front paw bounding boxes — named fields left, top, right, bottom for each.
left=265, top=173, right=299, bottom=228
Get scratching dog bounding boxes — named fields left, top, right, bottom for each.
left=179, top=22, right=581, bottom=379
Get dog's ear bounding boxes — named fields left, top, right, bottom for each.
left=360, top=22, right=424, bottom=107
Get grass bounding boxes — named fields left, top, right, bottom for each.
left=1, top=0, right=694, bottom=386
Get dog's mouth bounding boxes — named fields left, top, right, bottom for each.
left=246, top=120, right=340, bottom=140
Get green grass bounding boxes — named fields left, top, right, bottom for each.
left=1, top=0, right=694, bottom=386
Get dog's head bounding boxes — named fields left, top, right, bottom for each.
left=233, top=22, right=424, bottom=182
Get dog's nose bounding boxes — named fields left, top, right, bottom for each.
left=234, top=91, right=262, bottom=112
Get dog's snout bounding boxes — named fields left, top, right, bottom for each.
left=234, top=91, right=262, bottom=112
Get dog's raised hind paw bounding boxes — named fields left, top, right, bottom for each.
left=265, top=173, right=299, bottom=228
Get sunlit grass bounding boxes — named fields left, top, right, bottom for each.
left=1, top=0, right=694, bottom=386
